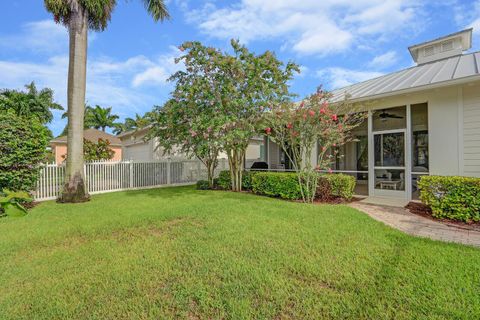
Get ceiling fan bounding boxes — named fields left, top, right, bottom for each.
left=378, top=110, right=404, bottom=121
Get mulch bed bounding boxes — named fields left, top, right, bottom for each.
left=405, top=202, right=480, bottom=231
left=313, top=196, right=363, bottom=205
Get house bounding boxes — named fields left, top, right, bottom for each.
left=262, top=28, right=480, bottom=204
left=50, top=128, right=122, bottom=164
left=118, top=126, right=192, bottom=161
left=118, top=125, right=269, bottom=165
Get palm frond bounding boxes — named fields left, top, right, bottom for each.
left=141, top=0, right=170, bottom=21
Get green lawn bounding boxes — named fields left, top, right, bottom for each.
left=1, top=186, right=479, bottom=319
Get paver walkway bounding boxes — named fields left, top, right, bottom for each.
left=349, top=201, right=480, bottom=247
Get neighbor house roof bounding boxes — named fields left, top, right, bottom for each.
left=51, top=128, right=122, bottom=146
left=330, top=51, right=480, bottom=103
left=116, top=125, right=151, bottom=139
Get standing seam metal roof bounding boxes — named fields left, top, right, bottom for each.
left=330, top=51, right=480, bottom=102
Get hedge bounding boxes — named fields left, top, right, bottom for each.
left=418, top=175, right=480, bottom=222
left=217, top=170, right=255, bottom=190
left=252, top=172, right=302, bottom=200
left=317, top=174, right=356, bottom=201
left=0, top=110, right=50, bottom=192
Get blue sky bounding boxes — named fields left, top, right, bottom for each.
left=1, top=0, right=479, bottom=136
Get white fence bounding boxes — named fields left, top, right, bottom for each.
left=35, top=159, right=229, bottom=201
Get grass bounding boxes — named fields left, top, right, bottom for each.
left=1, top=186, right=479, bottom=319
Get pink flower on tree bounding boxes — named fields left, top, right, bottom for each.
left=320, top=108, right=326, bottom=114
left=265, top=127, right=272, bottom=135
left=308, top=110, right=315, bottom=117
left=287, top=123, right=293, bottom=129
left=331, top=114, right=338, bottom=121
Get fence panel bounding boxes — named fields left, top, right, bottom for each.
left=34, top=159, right=229, bottom=201
left=35, top=163, right=65, bottom=201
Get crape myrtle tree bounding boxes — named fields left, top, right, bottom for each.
left=148, top=42, right=228, bottom=188
left=44, top=0, right=169, bottom=203
left=149, top=99, right=223, bottom=188
left=215, top=40, right=298, bottom=191
left=264, top=88, right=366, bottom=203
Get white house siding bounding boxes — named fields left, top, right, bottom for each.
left=463, top=83, right=480, bottom=177
left=356, top=86, right=462, bottom=176
left=427, top=86, right=461, bottom=176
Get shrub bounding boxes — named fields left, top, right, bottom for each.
left=0, top=111, right=49, bottom=192
left=418, top=175, right=480, bottom=222
left=196, top=180, right=211, bottom=190
left=217, top=170, right=255, bottom=190
left=252, top=172, right=302, bottom=200
left=0, top=190, right=31, bottom=217
left=317, top=174, right=356, bottom=201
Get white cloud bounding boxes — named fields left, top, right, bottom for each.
left=0, top=20, right=67, bottom=54
left=455, top=0, right=480, bottom=39
left=0, top=20, right=184, bottom=136
left=132, top=46, right=183, bottom=87
left=185, top=0, right=423, bottom=56
left=317, top=67, right=383, bottom=89
left=367, top=51, right=398, bottom=69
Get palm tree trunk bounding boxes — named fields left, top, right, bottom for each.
left=58, top=2, right=90, bottom=203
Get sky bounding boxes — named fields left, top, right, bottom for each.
left=1, top=0, right=479, bottom=137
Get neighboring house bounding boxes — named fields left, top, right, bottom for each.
left=118, top=126, right=192, bottom=161
left=50, top=128, right=122, bottom=164
left=118, top=126, right=267, bottom=164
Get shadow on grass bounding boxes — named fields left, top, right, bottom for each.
left=121, top=185, right=294, bottom=206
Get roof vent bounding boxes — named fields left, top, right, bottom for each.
left=408, top=29, right=473, bottom=65
left=442, top=40, right=454, bottom=52
left=424, top=46, right=435, bottom=57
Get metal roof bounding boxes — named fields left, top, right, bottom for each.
left=330, top=51, right=480, bottom=103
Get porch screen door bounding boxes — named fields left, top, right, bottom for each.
left=373, top=129, right=406, bottom=198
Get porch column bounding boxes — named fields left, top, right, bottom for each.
left=266, top=136, right=270, bottom=168
left=367, top=111, right=374, bottom=197
left=405, top=104, right=412, bottom=201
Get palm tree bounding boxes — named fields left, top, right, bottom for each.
left=60, top=104, right=94, bottom=136
left=88, top=105, right=120, bottom=132
left=44, top=0, right=169, bottom=202
left=0, top=81, right=63, bottom=124
left=112, top=113, right=152, bottom=135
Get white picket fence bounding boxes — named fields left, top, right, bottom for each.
left=34, top=159, right=229, bottom=201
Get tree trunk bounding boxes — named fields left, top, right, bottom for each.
left=58, top=3, right=90, bottom=203
left=228, top=148, right=244, bottom=192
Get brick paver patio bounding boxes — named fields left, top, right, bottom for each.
left=349, top=202, right=480, bottom=247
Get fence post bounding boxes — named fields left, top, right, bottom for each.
left=167, top=158, right=171, bottom=185
left=129, top=161, right=134, bottom=189
left=83, top=163, right=88, bottom=193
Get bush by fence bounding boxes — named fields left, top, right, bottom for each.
left=0, top=111, right=50, bottom=192
left=418, top=175, right=480, bottom=222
